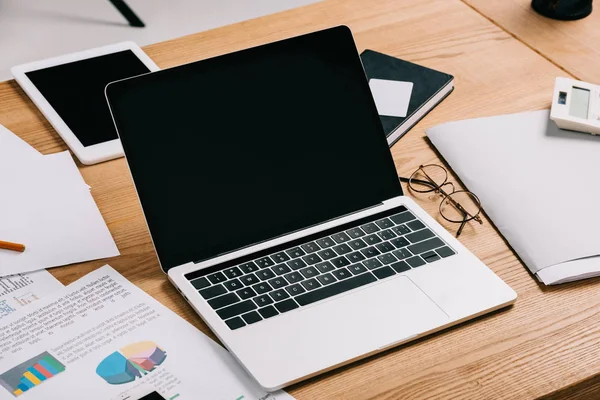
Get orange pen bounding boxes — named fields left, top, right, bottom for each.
left=0, top=241, right=26, bottom=252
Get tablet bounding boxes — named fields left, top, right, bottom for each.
left=11, top=42, right=159, bottom=165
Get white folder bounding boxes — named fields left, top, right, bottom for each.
left=427, top=110, right=600, bottom=285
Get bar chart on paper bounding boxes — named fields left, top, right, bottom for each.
left=0, top=270, right=63, bottom=319
left=0, top=352, right=66, bottom=397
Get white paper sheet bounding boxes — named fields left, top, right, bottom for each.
left=427, top=110, right=600, bottom=285
left=0, top=270, right=63, bottom=320
left=0, top=265, right=293, bottom=400
left=0, top=126, right=119, bottom=276
left=0, top=124, right=41, bottom=160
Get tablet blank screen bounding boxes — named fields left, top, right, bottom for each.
left=25, top=50, right=151, bottom=147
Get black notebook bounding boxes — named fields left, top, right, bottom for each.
left=361, top=50, right=454, bottom=147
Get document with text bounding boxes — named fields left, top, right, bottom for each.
left=0, top=265, right=293, bottom=400
left=0, top=270, right=63, bottom=320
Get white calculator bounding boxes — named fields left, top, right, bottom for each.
left=550, top=77, right=600, bottom=135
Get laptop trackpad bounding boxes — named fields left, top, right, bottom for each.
left=304, top=275, right=449, bottom=351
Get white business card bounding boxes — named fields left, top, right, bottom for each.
left=369, top=78, right=413, bottom=118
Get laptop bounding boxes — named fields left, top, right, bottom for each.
left=105, top=26, right=516, bottom=391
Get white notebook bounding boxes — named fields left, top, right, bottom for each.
left=427, top=110, right=600, bottom=285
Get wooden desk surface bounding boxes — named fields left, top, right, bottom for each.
left=2, top=0, right=600, bottom=398
left=464, top=0, right=600, bottom=83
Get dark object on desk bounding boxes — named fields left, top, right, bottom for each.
left=531, top=0, right=593, bottom=20
left=108, top=0, right=146, bottom=27
left=360, top=50, right=454, bottom=147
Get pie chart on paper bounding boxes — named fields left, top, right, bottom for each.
left=96, top=341, right=167, bottom=385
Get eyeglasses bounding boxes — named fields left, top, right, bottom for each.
left=399, top=164, right=483, bottom=237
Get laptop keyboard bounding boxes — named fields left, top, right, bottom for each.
left=184, top=205, right=455, bottom=330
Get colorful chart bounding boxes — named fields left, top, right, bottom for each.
left=0, top=351, right=65, bottom=397
left=96, top=341, right=167, bottom=385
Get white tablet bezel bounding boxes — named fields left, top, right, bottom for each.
left=11, top=42, right=159, bottom=165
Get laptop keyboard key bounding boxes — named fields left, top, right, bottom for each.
left=207, top=272, right=227, bottom=285
left=376, top=242, right=395, bottom=253
left=360, top=246, right=380, bottom=258
left=275, top=299, right=299, bottom=313
left=258, top=305, right=279, bottom=319
left=316, top=237, right=335, bottom=248
left=375, top=218, right=394, bottom=229
left=270, top=289, right=289, bottom=302
left=391, top=261, right=411, bottom=273
left=223, top=279, right=243, bottom=291
left=315, top=261, right=335, bottom=273
left=301, top=278, right=322, bottom=291
left=372, top=266, right=396, bottom=279
left=407, top=256, right=426, bottom=268
left=361, top=222, right=380, bottom=234
left=407, top=220, right=426, bottom=231
left=406, top=229, right=435, bottom=243
left=256, top=269, right=275, bottom=281
left=285, top=284, right=306, bottom=296
left=363, top=258, right=383, bottom=270
left=331, top=256, right=350, bottom=268
left=377, top=253, right=397, bottom=265
left=253, top=282, right=273, bottom=294
left=436, top=246, right=456, bottom=258
left=256, top=257, right=275, bottom=268
left=286, top=247, right=306, bottom=258
left=253, top=294, right=274, bottom=307
left=392, top=224, right=411, bottom=235
left=242, top=311, right=262, bottom=325
left=284, top=271, right=303, bottom=283
left=268, top=277, right=288, bottom=289
left=296, top=273, right=377, bottom=306
left=217, top=300, right=257, bottom=320
left=301, top=242, right=320, bottom=253
left=364, top=234, right=382, bottom=245
left=391, top=237, right=410, bottom=248
left=302, top=253, right=322, bottom=265
left=200, top=284, right=227, bottom=300
left=223, top=267, right=242, bottom=279
left=287, top=259, right=306, bottom=270
left=225, top=317, right=246, bottom=330
left=209, top=293, right=239, bottom=310
left=316, top=273, right=336, bottom=285
left=317, top=248, right=336, bottom=260
left=348, top=239, right=367, bottom=250
left=240, top=274, right=260, bottom=286
left=390, top=211, right=416, bottom=225
left=332, top=268, right=351, bottom=280
left=347, top=252, right=366, bottom=263
left=191, top=277, right=210, bottom=290
left=239, top=261, right=259, bottom=274
left=346, top=227, right=365, bottom=238
left=299, top=266, right=319, bottom=279
left=378, top=229, right=396, bottom=240
left=273, top=264, right=291, bottom=275
left=332, top=243, right=352, bottom=255
left=349, top=263, right=367, bottom=275
left=422, top=251, right=441, bottom=263
left=408, top=237, right=444, bottom=255
left=271, top=252, right=290, bottom=263
left=236, top=287, right=257, bottom=300
left=392, top=248, right=412, bottom=260
left=331, top=232, right=351, bottom=243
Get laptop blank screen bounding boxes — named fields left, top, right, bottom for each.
left=107, top=27, right=402, bottom=271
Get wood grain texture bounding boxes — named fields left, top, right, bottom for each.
left=463, top=0, right=600, bottom=83
left=2, top=0, right=600, bottom=398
